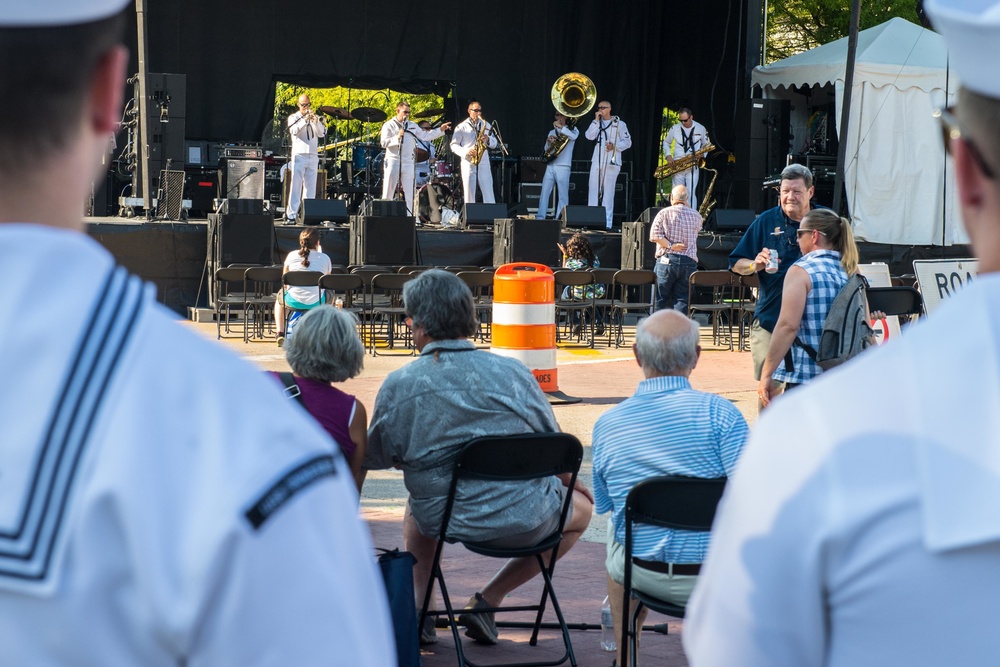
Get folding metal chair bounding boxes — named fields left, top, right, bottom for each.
left=590, top=268, right=617, bottom=346
left=243, top=265, right=282, bottom=342
left=456, top=271, right=494, bottom=343
left=553, top=270, right=596, bottom=347
left=281, top=270, right=325, bottom=334
left=687, top=270, right=738, bottom=350
left=367, top=272, right=415, bottom=355
left=621, top=476, right=727, bottom=667
left=418, top=433, right=584, bottom=667
left=214, top=267, right=248, bottom=339
left=608, top=270, right=656, bottom=348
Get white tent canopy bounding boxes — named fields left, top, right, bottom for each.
left=752, top=17, right=964, bottom=246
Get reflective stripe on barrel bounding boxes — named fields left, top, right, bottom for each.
left=491, top=262, right=558, bottom=392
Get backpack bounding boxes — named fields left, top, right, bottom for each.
left=786, top=273, right=875, bottom=372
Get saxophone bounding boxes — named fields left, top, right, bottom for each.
left=468, top=120, right=490, bottom=166
left=655, top=142, right=715, bottom=180
left=698, top=166, right=718, bottom=219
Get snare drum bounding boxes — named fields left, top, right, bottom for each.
left=433, top=160, right=453, bottom=182
left=417, top=183, right=452, bottom=225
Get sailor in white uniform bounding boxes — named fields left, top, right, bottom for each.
left=287, top=94, right=326, bottom=222
left=0, top=3, right=394, bottom=664
left=536, top=111, right=579, bottom=220
left=380, top=101, right=450, bottom=216
left=585, top=101, right=632, bottom=229
left=450, top=99, right=499, bottom=204
left=663, top=108, right=711, bottom=212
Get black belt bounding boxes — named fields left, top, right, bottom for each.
left=633, top=558, right=701, bottom=576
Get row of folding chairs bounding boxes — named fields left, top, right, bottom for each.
left=552, top=269, right=657, bottom=349
left=685, top=270, right=759, bottom=352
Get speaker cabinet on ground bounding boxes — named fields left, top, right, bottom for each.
left=711, top=208, right=757, bottom=232
left=207, top=213, right=274, bottom=305
left=349, top=216, right=415, bottom=265
left=561, top=205, right=607, bottom=230
left=462, top=203, right=507, bottom=229
left=639, top=207, right=665, bottom=223
left=364, top=199, right=408, bottom=217
left=518, top=183, right=556, bottom=217
left=220, top=158, right=265, bottom=200
left=303, top=199, right=349, bottom=225
left=493, top=219, right=561, bottom=267
left=621, top=220, right=656, bottom=270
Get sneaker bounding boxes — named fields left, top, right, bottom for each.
left=458, top=592, right=498, bottom=644
left=419, top=614, right=438, bottom=645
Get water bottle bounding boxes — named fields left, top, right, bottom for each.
left=600, top=595, right=616, bottom=652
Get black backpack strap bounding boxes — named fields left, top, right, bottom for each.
left=785, top=335, right=818, bottom=373
left=277, top=371, right=305, bottom=407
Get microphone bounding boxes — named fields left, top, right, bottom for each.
left=248, top=167, right=258, bottom=174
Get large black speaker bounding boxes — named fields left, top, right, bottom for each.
left=734, top=99, right=791, bottom=181
left=568, top=170, right=627, bottom=216
left=462, top=203, right=507, bottom=229
left=207, top=213, right=274, bottom=304
left=711, top=208, right=757, bottom=232
left=184, top=166, right=218, bottom=217
left=220, top=158, right=265, bottom=200
left=303, top=199, right=349, bottom=225
left=518, top=183, right=556, bottom=217
left=349, top=216, right=415, bottom=265
left=561, top=205, right=607, bottom=230
left=519, top=157, right=547, bottom=183
left=639, top=206, right=665, bottom=223
left=364, top=199, right=408, bottom=217
left=621, top=220, right=656, bottom=270
left=493, top=219, right=561, bottom=267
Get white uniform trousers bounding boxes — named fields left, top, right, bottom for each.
left=381, top=157, right=415, bottom=215
left=672, top=167, right=701, bottom=213
left=536, top=164, right=570, bottom=219
left=288, top=153, right=318, bottom=220
left=460, top=158, right=495, bottom=204
left=588, top=161, right=621, bottom=228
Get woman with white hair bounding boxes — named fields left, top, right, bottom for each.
left=272, top=305, right=367, bottom=491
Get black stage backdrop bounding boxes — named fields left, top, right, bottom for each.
left=133, top=0, right=760, bottom=205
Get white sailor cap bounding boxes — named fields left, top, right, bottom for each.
left=925, top=0, right=1000, bottom=98
left=0, top=0, right=129, bottom=27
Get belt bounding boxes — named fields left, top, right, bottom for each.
left=633, top=558, right=701, bottom=576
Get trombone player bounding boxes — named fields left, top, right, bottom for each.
left=450, top=100, right=498, bottom=204
left=536, top=111, right=578, bottom=219
left=663, top=108, right=711, bottom=212
left=586, top=101, right=631, bottom=229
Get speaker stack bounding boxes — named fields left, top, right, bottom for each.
left=349, top=216, right=415, bottom=265
left=207, top=212, right=274, bottom=305
left=493, top=219, right=561, bottom=267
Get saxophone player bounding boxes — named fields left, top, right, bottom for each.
left=536, top=111, right=578, bottom=219
left=585, top=101, right=631, bottom=229
left=663, top=108, right=711, bottom=212
left=450, top=100, right=498, bottom=204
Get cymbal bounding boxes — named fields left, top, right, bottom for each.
left=351, top=106, right=387, bottom=123
left=318, top=106, right=353, bottom=120
left=413, top=107, right=445, bottom=119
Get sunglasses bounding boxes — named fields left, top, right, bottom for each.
left=935, top=106, right=995, bottom=179
left=597, top=106, right=610, bottom=110
left=470, top=108, right=482, bottom=112
left=679, top=117, right=692, bottom=123
left=795, top=228, right=827, bottom=238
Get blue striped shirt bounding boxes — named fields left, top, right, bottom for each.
left=773, top=249, right=848, bottom=384
left=592, top=375, right=749, bottom=563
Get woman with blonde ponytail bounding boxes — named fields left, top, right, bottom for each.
left=758, top=209, right=859, bottom=405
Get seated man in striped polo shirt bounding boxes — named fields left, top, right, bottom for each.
left=592, top=309, right=748, bottom=666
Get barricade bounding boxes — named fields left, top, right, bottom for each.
left=490, top=263, right=558, bottom=392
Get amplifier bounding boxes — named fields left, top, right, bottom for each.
left=221, top=146, right=264, bottom=159
left=519, top=156, right=547, bottom=183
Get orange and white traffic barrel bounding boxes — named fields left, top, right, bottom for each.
left=491, top=263, right=558, bottom=392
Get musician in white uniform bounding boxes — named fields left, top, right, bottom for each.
left=663, top=108, right=711, bottom=212
left=585, top=101, right=632, bottom=229
left=380, top=101, right=450, bottom=216
left=450, top=99, right=499, bottom=204
left=286, top=94, right=326, bottom=222
left=414, top=120, right=438, bottom=188
left=0, top=3, right=394, bottom=664
left=536, top=111, right=579, bottom=220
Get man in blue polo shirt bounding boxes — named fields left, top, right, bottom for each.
left=729, top=163, right=818, bottom=409
left=592, top=309, right=748, bottom=667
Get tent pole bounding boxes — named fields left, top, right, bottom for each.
left=833, top=0, right=861, bottom=216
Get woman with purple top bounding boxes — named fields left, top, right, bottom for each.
left=273, top=305, right=367, bottom=491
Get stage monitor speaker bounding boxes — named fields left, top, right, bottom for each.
left=519, top=157, right=547, bottom=183
left=561, top=205, right=607, bottom=230
left=349, top=216, right=416, bottom=265
left=462, top=203, right=507, bottom=229
left=221, top=198, right=264, bottom=216
left=711, top=208, right=757, bottom=233
left=493, top=219, right=561, bottom=267
left=303, top=199, right=349, bottom=225
left=220, top=158, right=265, bottom=200
left=364, top=199, right=408, bottom=217
left=207, top=213, right=274, bottom=304
left=621, top=220, right=656, bottom=270
left=639, top=207, right=665, bottom=223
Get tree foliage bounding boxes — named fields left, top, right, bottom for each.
left=766, top=0, right=920, bottom=62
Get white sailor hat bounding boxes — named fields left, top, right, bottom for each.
left=0, top=0, right=129, bottom=27
left=925, top=0, right=1000, bottom=98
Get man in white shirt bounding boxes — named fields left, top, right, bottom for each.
left=663, top=108, right=711, bottom=212
left=414, top=120, right=439, bottom=188
left=684, top=2, right=1000, bottom=665
left=286, top=93, right=326, bottom=222
left=535, top=110, right=579, bottom=219
left=451, top=99, right=499, bottom=204
left=585, top=101, right=632, bottom=229
left=0, top=2, right=394, bottom=664
left=380, top=101, right=451, bottom=217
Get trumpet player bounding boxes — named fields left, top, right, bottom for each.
left=535, top=111, right=578, bottom=220
left=286, top=94, right=326, bottom=223
left=380, top=102, right=451, bottom=217
left=663, top=108, right=710, bottom=212
left=450, top=100, right=498, bottom=204
left=585, top=101, right=631, bottom=229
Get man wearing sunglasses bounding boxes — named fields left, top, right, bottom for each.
left=380, top=101, right=451, bottom=218
left=686, top=1, right=1000, bottom=664
left=450, top=100, right=499, bottom=204
left=286, top=94, right=327, bottom=222
left=585, top=101, right=632, bottom=229
left=663, top=108, right=711, bottom=212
